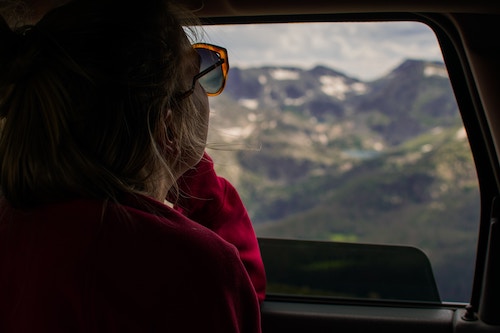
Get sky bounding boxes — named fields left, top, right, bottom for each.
left=197, top=21, right=443, bottom=81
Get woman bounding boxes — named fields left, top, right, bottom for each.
left=0, top=0, right=265, bottom=331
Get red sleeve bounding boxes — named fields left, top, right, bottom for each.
left=170, top=152, right=266, bottom=303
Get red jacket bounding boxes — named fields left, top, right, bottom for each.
left=0, top=159, right=263, bottom=332
left=172, top=153, right=266, bottom=303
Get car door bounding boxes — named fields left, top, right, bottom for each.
left=196, top=3, right=500, bottom=333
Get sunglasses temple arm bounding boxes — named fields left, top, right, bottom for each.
left=197, top=58, right=225, bottom=79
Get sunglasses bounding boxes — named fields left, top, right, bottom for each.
left=177, top=43, right=229, bottom=99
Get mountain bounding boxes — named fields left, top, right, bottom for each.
left=208, top=58, right=462, bottom=194
left=206, top=59, right=478, bottom=301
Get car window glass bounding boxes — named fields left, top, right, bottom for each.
left=201, top=21, right=479, bottom=304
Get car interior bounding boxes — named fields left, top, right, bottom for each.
left=9, top=0, right=500, bottom=332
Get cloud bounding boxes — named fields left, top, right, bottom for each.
left=198, top=21, right=442, bottom=81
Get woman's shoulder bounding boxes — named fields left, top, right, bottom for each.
left=94, top=195, right=255, bottom=319
left=1, top=195, right=240, bottom=267
left=99, top=194, right=243, bottom=274
left=107, top=193, right=236, bottom=249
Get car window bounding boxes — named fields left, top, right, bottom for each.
left=200, top=21, right=479, bottom=304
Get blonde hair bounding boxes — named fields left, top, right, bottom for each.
left=0, top=0, right=205, bottom=208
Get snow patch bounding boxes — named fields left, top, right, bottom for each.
left=284, top=96, right=306, bottom=106
left=239, top=99, right=259, bottom=110
left=320, top=75, right=350, bottom=100
left=424, top=65, right=448, bottom=78
left=270, top=69, right=300, bottom=80
left=456, top=127, right=467, bottom=140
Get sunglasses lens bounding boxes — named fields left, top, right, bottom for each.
left=196, top=48, right=224, bottom=94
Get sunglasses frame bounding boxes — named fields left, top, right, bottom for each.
left=177, top=43, right=229, bottom=100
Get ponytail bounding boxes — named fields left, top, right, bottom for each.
left=0, top=15, right=94, bottom=207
